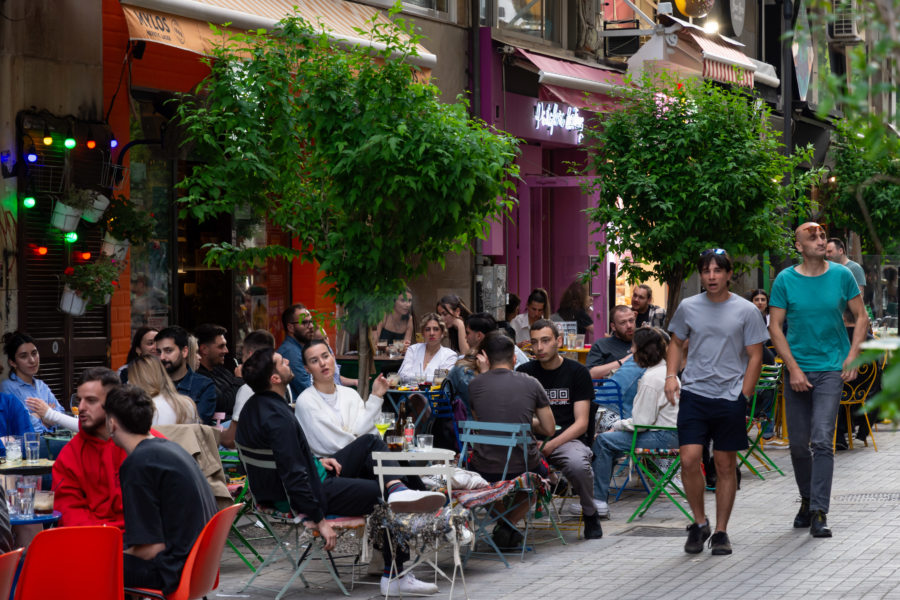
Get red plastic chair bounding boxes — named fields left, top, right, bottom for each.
left=0, top=548, right=23, bottom=600
left=124, top=503, right=242, bottom=600
left=15, top=526, right=123, bottom=600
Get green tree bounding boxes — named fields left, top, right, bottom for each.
left=824, top=120, right=900, bottom=255
left=173, top=9, right=520, bottom=393
left=581, top=71, right=819, bottom=320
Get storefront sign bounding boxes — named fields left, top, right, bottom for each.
left=533, top=102, right=585, bottom=142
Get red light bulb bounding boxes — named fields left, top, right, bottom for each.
left=36, top=246, right=48, bottom=256
left=86, top=140, right=97, bottom=149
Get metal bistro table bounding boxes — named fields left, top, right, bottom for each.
left=0, top=459, right=54, bottom=477
left=11, top=510, right=61, bottom=527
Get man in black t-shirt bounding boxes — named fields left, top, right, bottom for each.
left=518, top=320, right=603, bottom=539
left=105, top=385, right=217, bottom=595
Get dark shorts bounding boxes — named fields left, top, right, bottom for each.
left=677, top=389, right=749, bottom=452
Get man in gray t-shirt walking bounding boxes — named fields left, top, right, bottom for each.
left=665, top=250, right=767, bottom=556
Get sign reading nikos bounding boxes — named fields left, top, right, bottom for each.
left=533, top=102, right=585, bottom=143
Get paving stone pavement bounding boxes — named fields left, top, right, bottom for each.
left=214, top=426, right=900, bottom=600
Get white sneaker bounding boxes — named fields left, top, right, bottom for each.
left=560, top=500, right=582, bottom=517
left=380, top=573, right=439, bottom=595
left=387, top=489, right=446, bottom=513
left=593, top=499, right=610, bottom=519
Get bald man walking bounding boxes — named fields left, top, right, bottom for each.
left=768, top=222, right=868, bottom=538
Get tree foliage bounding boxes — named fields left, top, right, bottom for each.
left=581, top=71, right=819, bottom=317
left=172, top=8, right=520, bottom=389
left=823, top=120, right=900, bottom=254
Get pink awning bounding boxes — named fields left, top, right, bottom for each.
left=682, top=32, right=755, bottom=88
left=516, top=48, right=626, bottom=112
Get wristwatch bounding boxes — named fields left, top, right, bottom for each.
left=616, top=358, right=623, bottom=366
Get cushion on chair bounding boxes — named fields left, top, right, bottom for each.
left=450, top=472, right=546, bottom=509
left=634, top=447, right=680, bottom=457
left=367, top=503, right=470, bottom=553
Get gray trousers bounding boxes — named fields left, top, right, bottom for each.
left=547, top=439, right=596, bottom=516
left=784, top=370, right=843, bottom=513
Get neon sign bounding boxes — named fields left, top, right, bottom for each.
left=533, top=102, right=584, bottom=142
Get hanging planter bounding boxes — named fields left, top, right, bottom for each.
left=51, top=187, right=96, bottom=232
left=101, top=232, right=130, bottom=261
left=50, top=202, right=83, bottom=232
left=60, top=254, right=123, bottom=313
left=104, top=194, right=155, bottom=253
left=59, top=286, right=87, bottom=317
left=81, top=192, right=111, bottom=223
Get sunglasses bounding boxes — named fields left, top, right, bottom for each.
left=802, top=224, right=825, bottom=237
left=700, top=248, right=727, bottom=257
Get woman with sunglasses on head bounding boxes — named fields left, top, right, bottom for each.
left=2, top=331, right=76, bottom=432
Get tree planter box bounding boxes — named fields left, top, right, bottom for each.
left=51, top=202, right=83, bottom=232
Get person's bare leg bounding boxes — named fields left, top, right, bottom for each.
left=712, top=450, right=738, bottom=532
left=679, top=444, right=706, bottom=524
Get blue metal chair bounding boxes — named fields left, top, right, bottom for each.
left=592, top=379, right=648, bottom=500
left=425, top=386, right=462, bottom=452
left=454, top=421, right=540, bottom=568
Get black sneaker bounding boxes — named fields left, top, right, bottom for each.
left=684, top=519, right=711, bottom=554
left=793, top=497, right=811, bottom=528
left=810, top=510, right=832, bottom=538
left=709, top=531, right=732, bottom=555
left=583, top=513, right=603, bottom=539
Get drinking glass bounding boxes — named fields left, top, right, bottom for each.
left=16, top=476, right=37, bottom=518
left=432, top=369, right=448, bottom=387
left=566, top=333, right=577, bottom=349
left=416, top=434, right=434, bottom=450
left=4, top=436, right=22, bottom=463
left=575, top=334, right=585, bottom=348
left=4, top=476, right=17, bottom=517
left=375, top=412, right=395, bottom=439
left=415, top=371, right=427, bottom=391
left=25, top=440, right=40, bottom=464
left=386, top=372, right=401, bottom=388
left=376, top=340, right=388, bottom=356
left=386, top=436, right=404, bottom=452
left=33, top=490, right=54, bottom=515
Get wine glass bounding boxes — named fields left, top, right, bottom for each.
left=375, top=412, right=395, bottom=439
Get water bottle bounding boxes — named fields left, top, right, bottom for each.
left=403, top=417, right=415, bottom=450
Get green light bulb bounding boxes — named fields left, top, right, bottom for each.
left=23, top=196, right=36, bottom=208
left=64, top=138, right=76, bottom=149
left=64, top=232, right=78, bottom=243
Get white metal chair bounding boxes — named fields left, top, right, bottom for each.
left=372, top=448, right=469, bottom=599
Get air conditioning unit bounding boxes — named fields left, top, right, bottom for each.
left=828, top=0, right=862, bottom=43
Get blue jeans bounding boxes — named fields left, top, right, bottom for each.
left=784, top=370, right=842, bottom=513
left=591, top=429, right=679, bottom=502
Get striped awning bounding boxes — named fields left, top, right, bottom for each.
left=119, top=0, right=436, bottom=67
left=683, top=31, right=755, bottom=88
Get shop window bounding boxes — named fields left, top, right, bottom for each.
left=363, top=0, right=454, bottom=20
left=496, top=0, right=560, bottom=42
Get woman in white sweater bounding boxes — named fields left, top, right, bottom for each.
left=591, top=327, right=679, bottom=515
left=397, top=313, right=458, bottom=383
left=295, top=339, right=389, bottom=457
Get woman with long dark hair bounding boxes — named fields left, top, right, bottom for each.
left=2, top=331, right=75, bottom=432
left=436, top=294, right=472, bottom=354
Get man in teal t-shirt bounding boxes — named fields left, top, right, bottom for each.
left=769, top=222, right=868, bottom=539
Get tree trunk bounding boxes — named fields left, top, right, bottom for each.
left=664, top=266, right=684, bottom=330
left=358, top=320, right=373, bottom=398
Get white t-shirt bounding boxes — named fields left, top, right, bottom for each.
left=232, top=384, right=254, bottom=422
left=151, top=394, right=178, bottom=426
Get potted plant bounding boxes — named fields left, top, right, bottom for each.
left=81, top=191, right=111, bottom=223
left=59, top=254, right=123, bottom=315
left=102, top=194, right=155, bottom=260
left=51, top=186, right=96, bottom=232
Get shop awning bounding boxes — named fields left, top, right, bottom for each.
left=683, top=31, right=755, bottom=88
left=514, top=48, right=627, bottom=112
left=119, top=0, right=437, bottom=68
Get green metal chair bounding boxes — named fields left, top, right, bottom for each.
left=739, top=364, right=786, bottom=479
left=219, top=449, right=268, bottom=573
left=626, top=425, right=692, bottom=523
